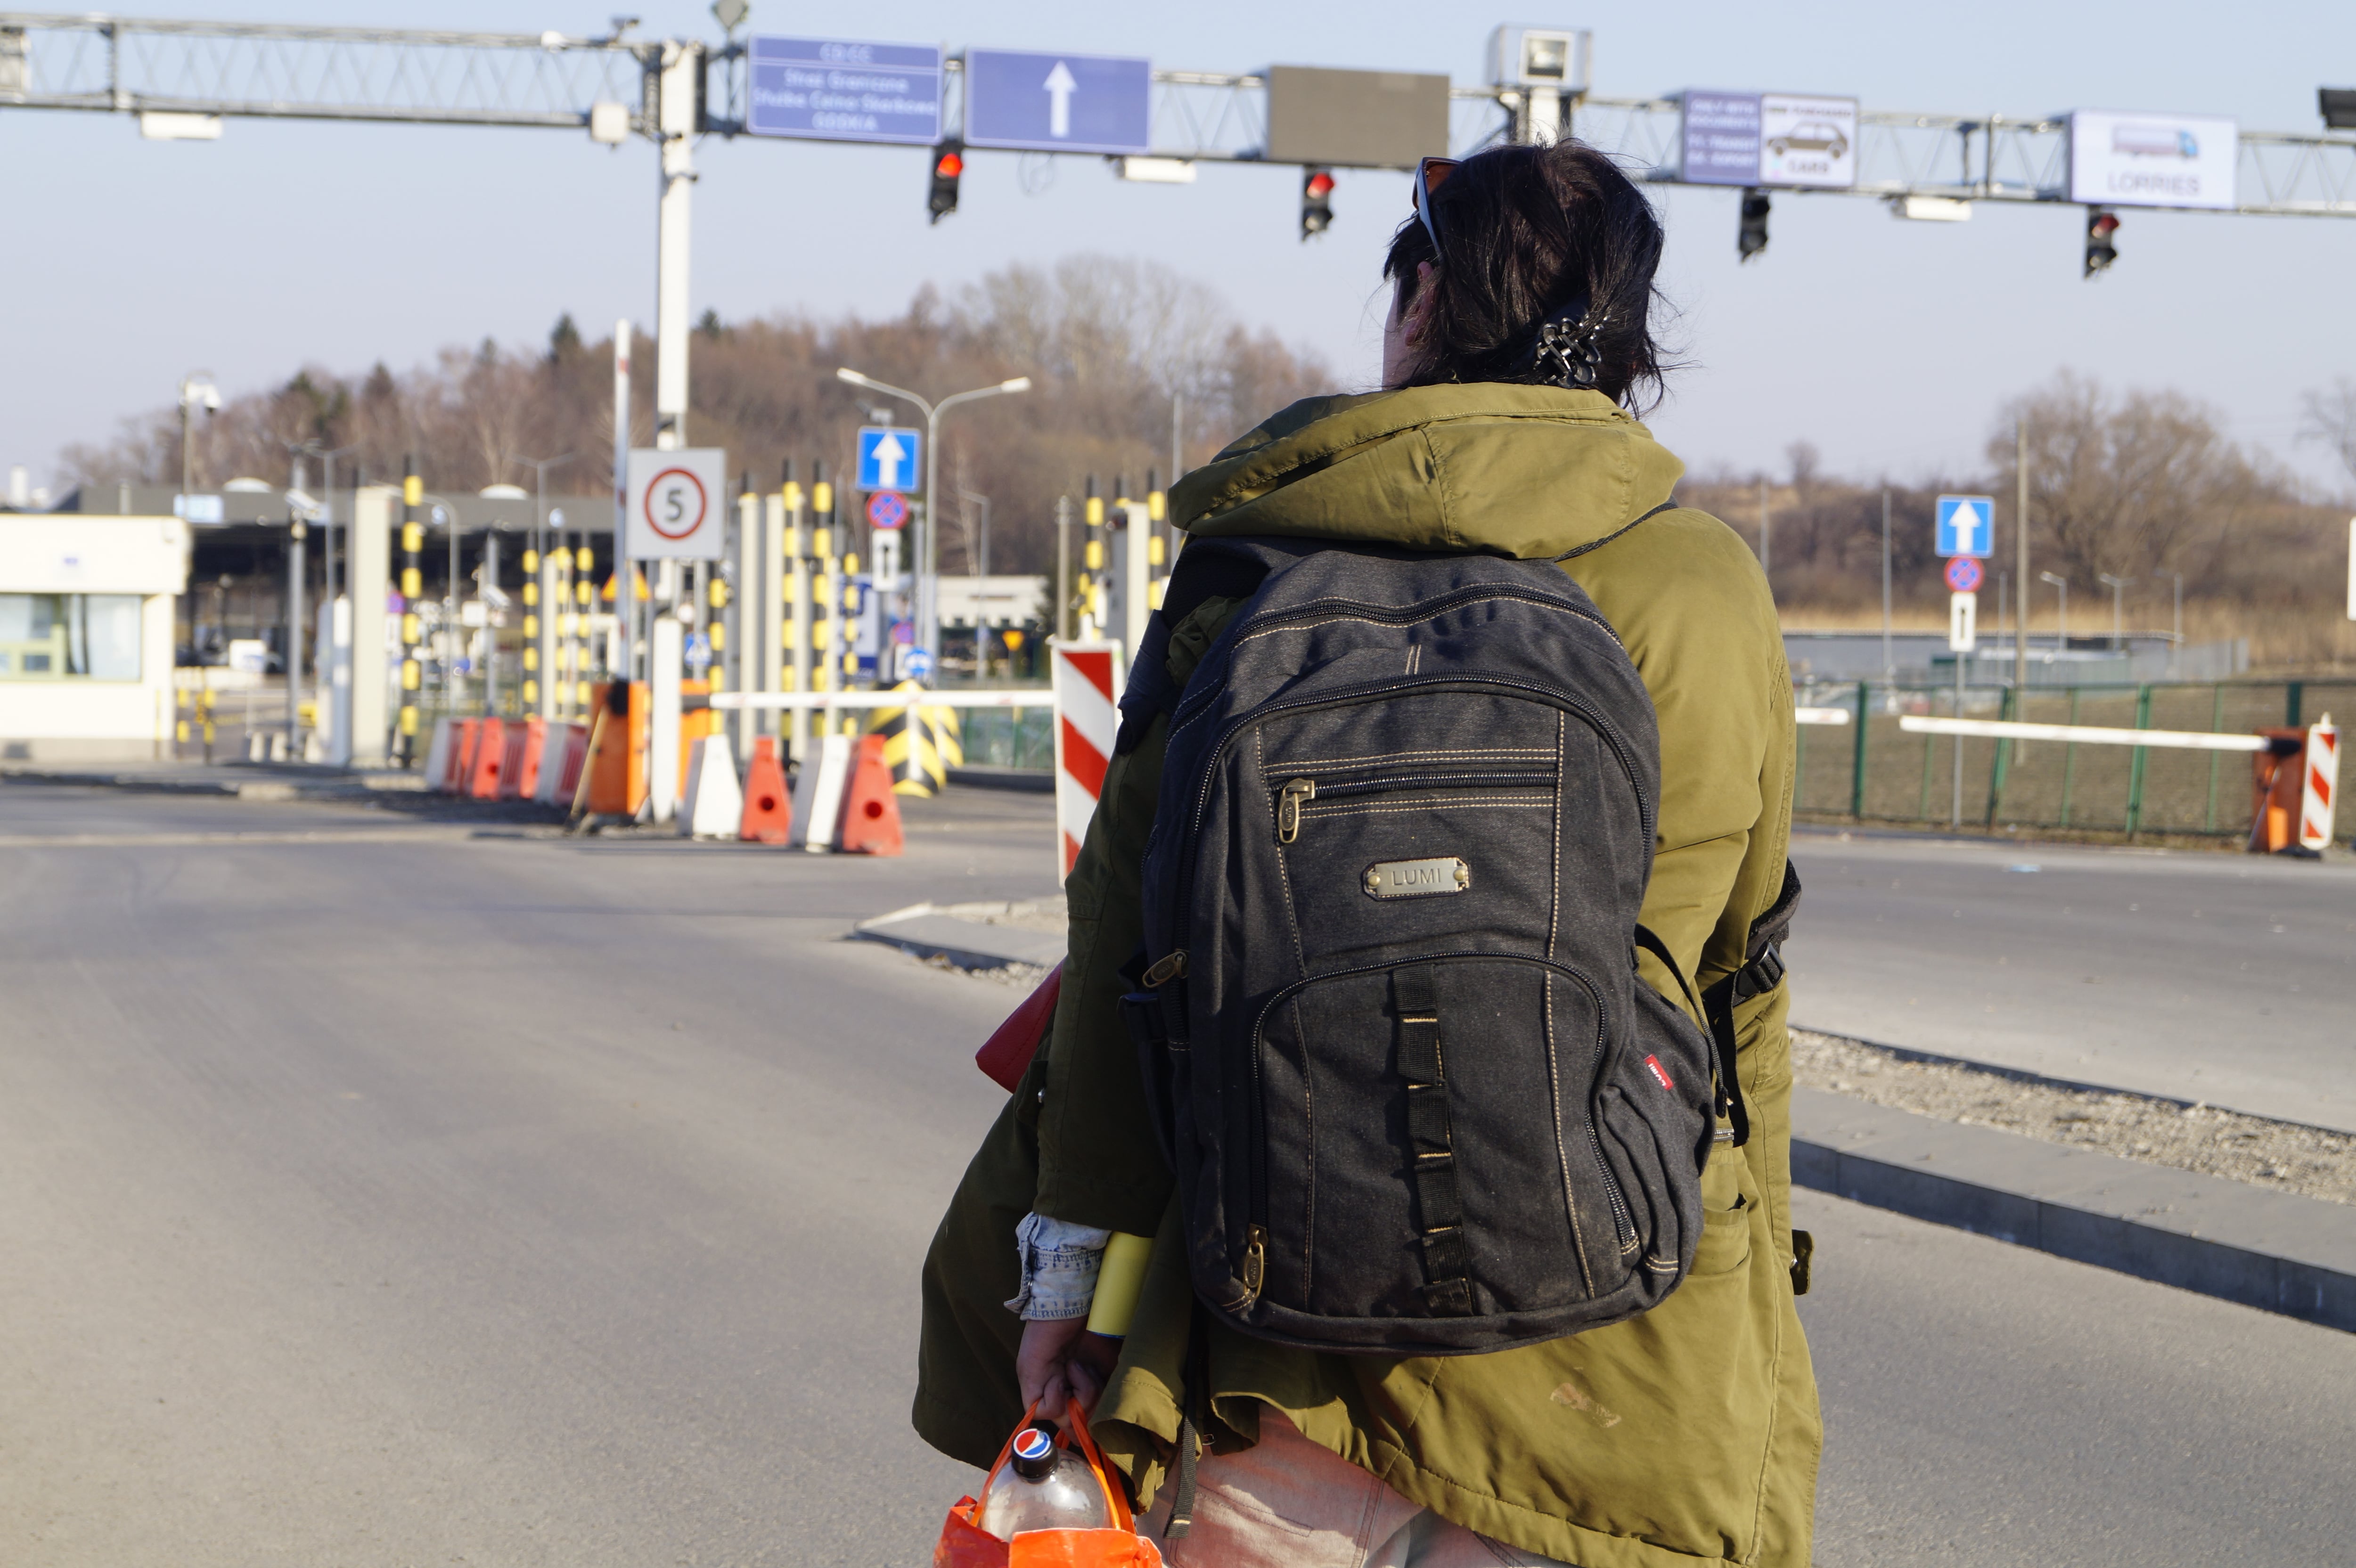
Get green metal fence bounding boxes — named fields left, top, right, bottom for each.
left=1795, top=679, right=2356, bottom=838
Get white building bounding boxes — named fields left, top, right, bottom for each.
left=937, top=574, right=1048, bottom=630
left=0, top=514, right=190, bottom=762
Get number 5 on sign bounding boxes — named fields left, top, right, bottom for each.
left=625, top=448, right=728, bottom=560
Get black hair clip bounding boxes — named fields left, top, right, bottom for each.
left=1528, top=302, right=1609, bottom=390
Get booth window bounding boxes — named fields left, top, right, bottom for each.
left=0, top=594, right=141, bottom=680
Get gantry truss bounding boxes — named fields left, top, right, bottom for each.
left=6, top=11, right=2354, bottom=216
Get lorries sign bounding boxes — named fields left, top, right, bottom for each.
left=2068, top=110, right=2238, bottom=210
left=1680, top=91, right=1857, bottom=189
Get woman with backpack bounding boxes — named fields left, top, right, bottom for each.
left=918, top=139, right=1818, bottom=1567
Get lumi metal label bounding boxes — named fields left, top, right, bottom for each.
left=1362, top=858, right=1469, bottom=898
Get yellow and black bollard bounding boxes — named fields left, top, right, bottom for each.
left=875, top=679, right=955, bottom=797
left=399, top=457, right=424, bottom=764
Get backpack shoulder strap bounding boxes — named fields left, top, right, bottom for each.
left=1692, top=860, right=1804, bottom=1148
left=1112, top=537, right=1298, bottom=755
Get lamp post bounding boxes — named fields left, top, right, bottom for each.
left=2039, top=572, right=2069, bottom=656
left=833, top=367, right=1031, bottom=663
left=177, top=372, right=221, bottom=512
left=2097, top=572, right=2134, bottom=651
left=959, top=487, right=992, bottom=678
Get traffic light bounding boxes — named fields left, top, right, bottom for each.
left=1301, top=167, right=1335, bottom=240
left=2084, top=207, right=2119, bottom=278
left=927, top=140, right=964, bottom=224
left=1737, top=188, right=1770, bottom=262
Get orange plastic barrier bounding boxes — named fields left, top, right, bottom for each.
left=466, top=718, right=508, bottom=799
left=497, top=718, right=539, bottom=800
left=444, top=718, right=482, bottom=793
left=740, top=736, right=794, bottom=843
left=553, top=722, right=590, bottom=803
left=585, top=683, right=649, bottom=818
left=837, top=733, right=905, bottom=856
left=2249, top=728, right=2308, bottom=853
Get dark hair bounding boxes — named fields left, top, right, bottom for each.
left=1383, top=140, right=1671, bottom=412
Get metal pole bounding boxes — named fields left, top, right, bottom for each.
left=613, top=318, right=631, bottom=680
left=1880, top=488, right=1893, bottom=686
left=2014, top=417, right=2029, bottom=695
left=1952, top=624, right=1965, bottom=829
left=923, top=402, right=943, bottom=665
left=1758, top=474, right=1771, bottom=586
left=286, top=468, right=305, bottom=755
left=483, top=531, right=501, bottom=715
left=788, top=462, right=810, bottom=760
left=653, top=42, right=695, bottom=454
left=1055, top=494, right=1073, bottom=643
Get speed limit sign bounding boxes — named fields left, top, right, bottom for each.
left=624, top=448, right=727, bottom=560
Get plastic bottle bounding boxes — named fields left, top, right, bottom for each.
left=975, top=1424, right=1110, bottom=1539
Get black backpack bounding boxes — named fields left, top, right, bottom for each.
left=1118, top=536, right=1753, bottom=1357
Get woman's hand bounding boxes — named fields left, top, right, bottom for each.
left=1016, top=1317, right=1123, bottom=1424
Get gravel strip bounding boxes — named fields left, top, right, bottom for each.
left=1792, top=1029, right=2356, bottom=1207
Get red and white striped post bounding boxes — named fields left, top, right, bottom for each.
left=2300, top=715, right=2339, bottom=851
left=1052, top=642, right=1120, bottom=880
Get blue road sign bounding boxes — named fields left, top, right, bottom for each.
left=1936, top=493, right=1996, bottom=558
left=746, top=36, right=942, bottom=145
left=900, top=645, right=934, bottom=683
left=866, top=490, right=909, bottom=531
left=856, top=426, right=922, bottom=492
left=964, top=49, right=1152, bottom=155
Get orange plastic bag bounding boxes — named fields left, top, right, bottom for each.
left=934, top=1403, right=1163, bottom=1568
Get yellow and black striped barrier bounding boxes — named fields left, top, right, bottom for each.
left=872, top=679, right=962, bottom=797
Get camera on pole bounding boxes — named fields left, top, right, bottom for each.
left=2083, top=207, right=2120, bottom=277
left=927, top=140, right=965, bottom=224
left=1738, top=188, right=1771, bottom=262
left=1301, top=167, right=1335, bottom=240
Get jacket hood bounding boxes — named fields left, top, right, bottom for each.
left=1169, top=384, right=1685, bottom=561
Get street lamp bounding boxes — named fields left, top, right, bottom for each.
left=2039, top=572, right=2069, bottom=655
left=2097, top=572, right=2134, bottom=651
left=834, top=366, right=1031, bottom=662
left=177, top=372, right=221, bottom=513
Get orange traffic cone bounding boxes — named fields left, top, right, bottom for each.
left=740, top=736, right=794, bottom=844
left=836, top=734, right=904, bottom=856
left=467, top=718, right=508, bottom=799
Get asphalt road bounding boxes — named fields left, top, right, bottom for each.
left=3, top=780, right=2351, bottom=1565
left=1788, top=827, right=2356, bottom=1131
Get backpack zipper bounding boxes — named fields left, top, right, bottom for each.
left=1272, top=766, right=1557, bottom=842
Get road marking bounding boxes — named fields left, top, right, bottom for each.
left=0, top=826, right=487, bottom=850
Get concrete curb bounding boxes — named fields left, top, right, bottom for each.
left=1791, top=1085, right=2356, bottom=1333
left=850, top=901, right=1066, bottom=970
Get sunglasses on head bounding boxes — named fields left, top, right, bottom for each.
left=1413, top=156, right=1463, bottom=252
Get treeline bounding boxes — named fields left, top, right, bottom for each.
left=1681, top=372, right=2355, bottom=668
left=63, top=254, right=1333, bottom=577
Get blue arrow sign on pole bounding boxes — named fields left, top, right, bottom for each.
left=857, top=426, right=921, bottom=491
left=964, top=49, right=1152, bottom=155
left=1935, top=494, right=1996, bottom=558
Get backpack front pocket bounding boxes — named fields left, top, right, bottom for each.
left=1248, top=955, right=1637, bottom=1326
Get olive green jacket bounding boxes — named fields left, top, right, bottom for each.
left=916, top=384, right=1818, bottom=1568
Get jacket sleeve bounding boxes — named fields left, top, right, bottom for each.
left=1033, top=597, right=1247, bottom=1235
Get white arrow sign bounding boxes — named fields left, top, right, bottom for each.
left=1043, top=60, right=1076, bottom=139
left=870, top=431, right=908, bottom=489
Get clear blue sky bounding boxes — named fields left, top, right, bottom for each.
left=6, top=0, right=2351, bottom=498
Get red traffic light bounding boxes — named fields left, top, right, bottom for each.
left=2090, top=212, right=2119, bottom=239
left=1305, top=171, right=1335, bottom=199
left=935, top=150, right=964, bottom=179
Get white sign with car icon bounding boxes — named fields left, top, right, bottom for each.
left=1760, top=94, right=1857, bottom=188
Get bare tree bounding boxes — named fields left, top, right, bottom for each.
left=2298, top=377, right=2356, bottom=491
left=1987, top=371, right=2262, bottom=590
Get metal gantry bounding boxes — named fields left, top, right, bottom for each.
left=8, top=11, right=2353, bottom=218
left=0, top=11, right=646, bottom=129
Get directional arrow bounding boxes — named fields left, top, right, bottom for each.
left=1957, top=500, right=1986, bottom=552
left=1043, top=60, right=1076, bottom=139
left=870, top=431, right=908, bottom=489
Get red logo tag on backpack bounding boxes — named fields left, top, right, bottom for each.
left=1645, top=1055, right=1675, bottom=1091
